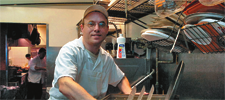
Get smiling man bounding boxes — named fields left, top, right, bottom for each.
left=49, top=5, right=132, bottom=100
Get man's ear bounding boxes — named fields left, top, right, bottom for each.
left=80, top=24, right=84, bottom=32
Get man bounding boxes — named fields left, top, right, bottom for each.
left=27, top=48, right=46, bottom=99
left=49, top=5, right=132, bottom=100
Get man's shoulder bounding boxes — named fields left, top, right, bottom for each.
left=58, top=38, right=85, bottom=57
left=63, top=38, right=83, bottom=49
left=31, top=56, right=38, bottom=60
left=29, top=56, right=39, bottom=63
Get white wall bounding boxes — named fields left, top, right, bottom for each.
left=8, top=47, right=29, bottom=66
left=37, top=25, right=47, bottom=46
left=0, top=6, right=156, bottom=46
left=0, top=6, right=87, bottom=47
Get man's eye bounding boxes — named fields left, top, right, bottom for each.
left=99, top=22, right=105, bottom=27
left=88, top=22, right=95, bottom=26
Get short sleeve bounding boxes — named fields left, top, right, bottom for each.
left=29, top=58, right=36, bottom=71
left=52, top=44, right=79, bottom=88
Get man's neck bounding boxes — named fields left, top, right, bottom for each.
left=85, top=46, right=100, bottom=55
left=82, top=40, right=101, bottom=55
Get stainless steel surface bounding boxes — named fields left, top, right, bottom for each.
left=137, top=86, right=145, bottom=100
left=127, top=86, right=136, bottom=100
left=114, top=58, right=148, bottom=86
left=107, top=58, right=150, bottom=94
left=153, top=51, right=225, bottom=99
left=102, top=94, right=166, bottom=100
left=147, top=85, right=154, bottom=100
left=184, top=12, right=225, bottom=24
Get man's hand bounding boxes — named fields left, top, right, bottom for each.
left=135, top=92, right=149, bottom=95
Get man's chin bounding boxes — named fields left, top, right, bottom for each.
left=91, top=40, right=104, bottom=45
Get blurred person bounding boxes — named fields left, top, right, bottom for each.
left=25, top=54, right=32, bottom=61
left=23, top=54, right=32, bottom=70
left=27, top=48, right=46, bottom=99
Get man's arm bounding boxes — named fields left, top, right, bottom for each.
left=117, top=76, right=132, bottom=94
left=58, top=76, right=96, bottom=100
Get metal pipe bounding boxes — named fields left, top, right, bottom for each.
left=170, top=28, right=181, bottom=53
left=125, top=0, right=128, bottom=19
left=124, top=0, right=128, bottom=37
left=132, top=69, right=155, bottom=89
left=109, top=22, right=119, bottom=37
left=157, top=60, right=174, bottom=63
left=5, top=29, right=8, bottom=86
left=155, top=48, right=159, bottom=94
left=146, top=48, right=151, bottom=60
left=155, top=48, right=175, bottom=94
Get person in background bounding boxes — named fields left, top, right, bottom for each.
left=24, top=54, right=32, bottom=70
left=27, top=48, right=46, bottom=99
left=25, top=54, right=32, bottom=61
left=49, top=5, right=132, bottom=100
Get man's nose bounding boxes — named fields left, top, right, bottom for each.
left=93, top=24, right=100, bottom=32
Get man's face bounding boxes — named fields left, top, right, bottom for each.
left=26, top=57, right=31, bottom=60
left=80, top=12, right=109, bottom=47
left=39, top=52, right=46, bottom=59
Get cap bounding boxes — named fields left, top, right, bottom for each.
left=82, top=5, right=108, bottom=22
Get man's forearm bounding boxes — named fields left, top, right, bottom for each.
left=118, top=76, right=132, bottom=94
left=58, top=77, right=96, bottom=100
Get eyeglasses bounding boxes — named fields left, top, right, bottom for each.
left=85, top=21, right=107, bottom=29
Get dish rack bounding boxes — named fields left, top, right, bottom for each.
left=182, top=17, right=225, bottom=53
left=151, top=38, right=193, bottom=53
left=147, top=12, right=195, bottom=54
left=96, top=0, right=225, bottom=54
left=149, top=15, right=225, bottom=54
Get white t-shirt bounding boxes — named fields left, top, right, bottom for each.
left=49, top=36, right=124, bottom=99
left=28, top=56, right=46, bottom=84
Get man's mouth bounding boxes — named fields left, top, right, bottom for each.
left=92, top=34, right=101, bottom=37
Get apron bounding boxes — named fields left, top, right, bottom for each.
left=79, top=68, right=105, bottom=98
